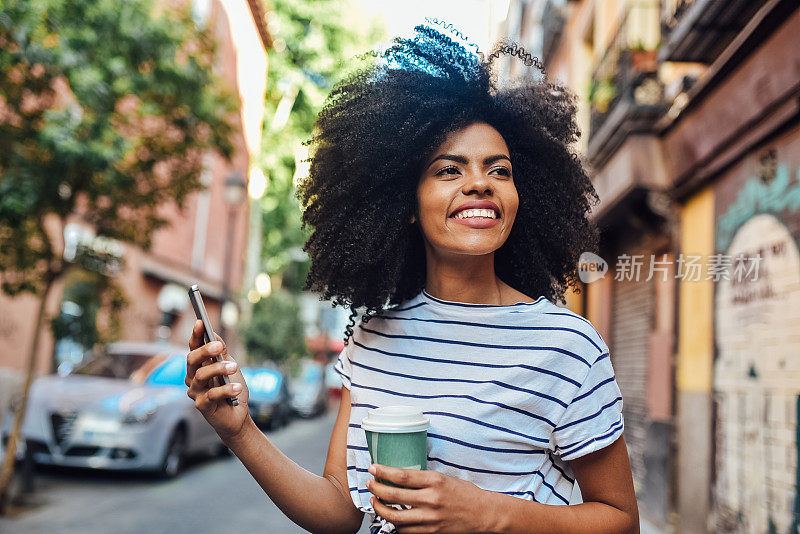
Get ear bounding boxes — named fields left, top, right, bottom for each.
left=410, top=215, right=416, bottom=224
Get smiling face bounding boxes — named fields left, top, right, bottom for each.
left=414, top=122, right=519, bottom=258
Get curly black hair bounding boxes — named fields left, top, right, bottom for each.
left=295, top=23, right=600, bottom=344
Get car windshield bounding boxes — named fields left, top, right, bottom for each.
left=72, top=352, right=159, bottom=380
left=146, top=356, right=187, bottom=387
left=242, top=368, right=281, bottom=398
left=299, top=362, right=322, bottom=383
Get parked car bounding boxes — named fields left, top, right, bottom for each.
left=324, top=361, right=343, bottom=408
left=289, top=359, right=327, bottom=418
left=1, top=342, right=228, bottom=478
left=241, top=365, right=292, bottom=431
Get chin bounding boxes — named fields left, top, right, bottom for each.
left=447, top=241, right=503, bottom=256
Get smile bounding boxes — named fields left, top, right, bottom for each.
left=451, top=208, right=499, bottom=220
left=449, top=211, right=501, bottom=228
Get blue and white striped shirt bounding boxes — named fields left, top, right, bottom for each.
left=334, top=288, right=624, bottom=532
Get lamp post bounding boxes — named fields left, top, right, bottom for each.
left=221, top=171, right=247, bottom=341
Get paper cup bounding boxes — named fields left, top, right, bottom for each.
left=361, top=406, right=430, bottom=503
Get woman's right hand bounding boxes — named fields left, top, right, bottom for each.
left=185, top=320, right=251, bottom=444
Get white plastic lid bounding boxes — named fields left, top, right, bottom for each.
left=360, top=405, right=430, bottom=433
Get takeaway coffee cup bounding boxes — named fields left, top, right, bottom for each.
left=361, top=406, right=430, bottom=497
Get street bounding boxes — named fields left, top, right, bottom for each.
left=0, top=411, right=371, bottom=534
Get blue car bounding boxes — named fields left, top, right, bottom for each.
left=241, top=366, right=292, bottom=431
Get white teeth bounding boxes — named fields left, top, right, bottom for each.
left=453, top=208, right=497, bottom=219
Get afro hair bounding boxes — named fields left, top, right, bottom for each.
left=295, top=22, right=600, bottom=344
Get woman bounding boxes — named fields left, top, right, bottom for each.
left=186, top=24, right=639, bottom=534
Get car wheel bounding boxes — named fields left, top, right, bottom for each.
left=158, top=428, right=186, bottom=479
left=216, top=443, right=233, bottom=457
left=278, top=410, right=290, bottom=430
left=267, top=414, right=279, bottom=432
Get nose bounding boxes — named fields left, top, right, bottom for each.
left=461, top=169, right=493, bottom=196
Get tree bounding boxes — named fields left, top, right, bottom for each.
left=240, top=0, right=382, bottom=359
left=255, top=0, right=384, bottom=289
left=241, top=290, right=309, bottom=366
left=0, top=0, right=236, bottom=512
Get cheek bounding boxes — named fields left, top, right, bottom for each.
left=502, top=187, right=520, bottom=224
left=416, top=182, right=450, bottom=223
left=509, top=197, right=520, bottom=222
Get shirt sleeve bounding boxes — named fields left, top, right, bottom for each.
left=552, top=350, right=625, bottom=461
left=332, top=338, right=354, bottom=390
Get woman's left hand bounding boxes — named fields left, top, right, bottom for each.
left=367, top=463, right=494, bottom=533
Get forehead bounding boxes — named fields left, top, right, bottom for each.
left=433, top=122, right=510, bottom=157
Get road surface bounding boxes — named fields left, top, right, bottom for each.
left=0, top=411, right=371, bottom=533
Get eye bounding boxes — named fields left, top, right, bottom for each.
left=490, top=167, right=512, bottom=177
left=435, top=166, right=461, bottom=176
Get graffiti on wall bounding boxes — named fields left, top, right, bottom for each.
left=713, top=150, right=800, bottom=534
left=716, top=164, right=800, bottom=251
left=714, top=213, right=800, bottom=532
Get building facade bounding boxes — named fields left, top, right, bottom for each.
left=505, top=0, right=800, bottom=531
left=0, top=0, right=271, bottom=420
left=661, top=1, right=800, bottom=531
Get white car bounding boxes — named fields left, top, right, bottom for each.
left=289, top=359, right=328, bottom=418
left=1, top=342, right=228, bottom=478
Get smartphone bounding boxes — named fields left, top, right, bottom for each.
left=188, top=284, right=239, bottom=406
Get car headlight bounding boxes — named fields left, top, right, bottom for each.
left=121, top=407, right=158, bottom=425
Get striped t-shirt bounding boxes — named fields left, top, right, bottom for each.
left=334, top=288, right=624, bottom=533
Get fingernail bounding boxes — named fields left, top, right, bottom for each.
left=209, top=341, right=223, bottom=353
left=368, top=464, right=376, bottom=475
left=224, top=362, right=236, bottom=372
left=232, top=382, right=242, bottom=392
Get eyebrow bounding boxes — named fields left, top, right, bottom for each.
left=427, top=153, right=511, bottom=169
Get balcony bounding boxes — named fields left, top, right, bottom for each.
left=658, top=0, right=768, bottom=63
left=587, top=3, right=669, bottom=169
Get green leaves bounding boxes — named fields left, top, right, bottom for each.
left=254, top=0, right=384, bottom=284
left=0, top=0, right=237, bottom=294
left=241, top=290, right=309, bottom=365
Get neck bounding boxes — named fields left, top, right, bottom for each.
left=423, top=245, right=508, bottom=305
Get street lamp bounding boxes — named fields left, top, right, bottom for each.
left=221, top=171, right=247, bottom=340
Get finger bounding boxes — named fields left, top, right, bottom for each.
left=392, top=526, right=434, bottom=534
left=193, top=390, right=216, bottom=415
left=189, top=320, right=205, bottom=351
left=370, top=496, right=426, bottom=527
left=186, top=339, right=224, bottom=383
left=367, top=479, right=427, bottom=507
left=188, top=373, right=212, bottom=400
left=394, top=524, right=439, bottom=534
left=195, top=360, right=238, bottom=383
left=371, top=465, right=437, bottom=489
left=186, top=320, right=207, bottom=387
left=213, top=333, right=233, bottom=362
left=208, top=381, right=243, bottom=402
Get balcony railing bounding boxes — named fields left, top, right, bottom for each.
left=659, top=0, right=768, bottom=63
left=587, top=2, right=668, bottom=166
left=660, top=0, right=696, bottom=31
